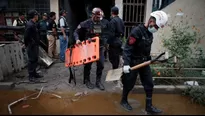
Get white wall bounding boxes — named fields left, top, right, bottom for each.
left=50, top=0, right=60, bottom=54
left=151, top=0, right=205, bottom=54
left=115, top=0, right=123, bottom=19
left=145, top=0, right=153, bottom=23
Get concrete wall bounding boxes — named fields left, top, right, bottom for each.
left=145, top=0, right=153, bottom=23
left=151, top=0, right=205, bottom=54
left=115, top=0, right=123, bottom=19
left=50, top=0, right=60, bottom=54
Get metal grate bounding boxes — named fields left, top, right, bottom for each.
left=7, top=0, right=50, bottom=14
left=123, top=0, right=146, bottom=38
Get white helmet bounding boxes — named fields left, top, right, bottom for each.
left=150, top=10, right=168, bottom=28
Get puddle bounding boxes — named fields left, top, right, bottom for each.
left=0, top=90, right=204, bottom=115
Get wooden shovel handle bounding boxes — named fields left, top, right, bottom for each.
left=130, top=61, right=151, bottom=71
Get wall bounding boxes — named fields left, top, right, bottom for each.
left=115, top=0, right=123, bottom=19
left=50, top=0, right=60, bottom=54
left=151, top=0, right=205, bottom=54
left=145, top=0, right=153, bottom=23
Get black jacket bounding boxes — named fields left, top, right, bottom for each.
left=123, top=24, right=153, bottom=65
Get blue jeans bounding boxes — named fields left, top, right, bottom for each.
left=59, top=35, right=68, bottom=62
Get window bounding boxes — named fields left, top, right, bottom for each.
left=152, top=0, right=175, bottom=11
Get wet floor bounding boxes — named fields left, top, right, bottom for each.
left=0, top=90, right=205, bottom=115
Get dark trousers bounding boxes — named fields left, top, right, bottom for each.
left=84, top=47, right=105, bottom=83
left=121, top=59, right=154, bottom=101
left=27, top=44, right=39, bottom=77
left=108, top=45, right=121, bottom=69
left=104, top=47, right=108, bottom=60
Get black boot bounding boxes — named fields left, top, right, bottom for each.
left=120, top=100, right=133, bottom=111
left=145, top=97, right=162, bottom=114
left=85, top=80, right=95, bottom=89
left=29, top=76, right=40, bottom=83
left=34, top=73, right=43, bottom=78
left=96, top=81, right=105, bottom=91
left=120, top=88, right=132, bottom=111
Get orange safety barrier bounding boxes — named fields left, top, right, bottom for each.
left=65, top=37, right=100, bottom=67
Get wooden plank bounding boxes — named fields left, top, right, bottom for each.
left=153, top=77, right=205, bottom=80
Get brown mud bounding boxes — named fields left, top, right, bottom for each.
left=0, top=90, right=205, bottom=115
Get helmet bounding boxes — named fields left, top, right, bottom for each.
left=100, top=10, right=104, bottom=20
left=92, top=7, right=101, bottom=17
left=28, top=9, right=38, bottom=19
left=111, top=6, right=119, bottom=15
left=150, top=10, right=168, bottom=28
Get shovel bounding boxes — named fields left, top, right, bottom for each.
left=105, top=52, right=170, bottom=82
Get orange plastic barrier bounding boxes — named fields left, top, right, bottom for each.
left=65, top=37, right=100, bottom=67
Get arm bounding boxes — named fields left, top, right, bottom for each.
left=60, top=18, right=66, bottom=37
left=52, top=22, right=57, bottom=36
left=13, top=20, right=17, bottom=26
left=123, top=28, right=141, bottom=65
left=107, top=19, right=116, bottom=44
left=74, top=22, right=86, bottom=41
left=24, top=26, right=32, bottom=46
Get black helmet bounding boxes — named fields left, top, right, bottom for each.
left=111, top=6, right=119, bottom=15
left=60, top=10, right=67, bottom=16
left=28, top=9, right=38, bottom=19
left=92, top=7, right=101, bottom=17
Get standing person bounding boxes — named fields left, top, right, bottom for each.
left=74, top=8, right=107, bottom=91
left=38, top=13, right=48, bottom=52
left=47, top=12, right=58, bottom=59
left=24, top=10, right=43, bottom=82
left=58, top=10, right=69, bottom=62
left=108, top=6, right=125, bottom=69
left=13, top=12, right=28, bottom=64
left=100, top=10, right=111, bottom=62
left=13, top=12, right=28, bottom=44
left=120, top=11, right=168, bottom=114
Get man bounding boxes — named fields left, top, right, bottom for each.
left=13, top=12, right=28, bottom=42
left=120, top=10, right=168, bottom=114
left=13, top=12, right=28, bottom=65
left=47, top=12, right=58, bottom=59
left=38, top=13, right=48, bottom=52
left=58, top=10, right=69, bottom=62
left=108, top=6, right=125, bottom=69
left=100, top=10, right=111, bottom=62
left=74, top=8, right=107, bottom=91
left=24, top=9, right=43, bottom=82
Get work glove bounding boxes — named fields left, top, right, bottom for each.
left=123, top=65, right=131, bottom=74
left=76, top=40, right=81, bottom=44
left=88, top=38, right=93, bottom=43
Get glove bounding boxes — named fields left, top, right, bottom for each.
left=123, top=65, right=131, bottom=74
left=88, top=38, right=92, bottom=42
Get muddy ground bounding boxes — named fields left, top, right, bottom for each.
left=1, top=90, right=205, bottom=115
left=9, top=60, right=121, bottom=93
left=1, top=60, right=205, bottom=115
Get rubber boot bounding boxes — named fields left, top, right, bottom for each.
left=29, top=76, right=40, bottom=83
left=85, top=80, right=95, bottom=89
left=96, top=78, right=105, bottom=91
left=145, top=97, right=162, bottom=114
left=34, top=73, right=43, bottom=78
left=120, top=89, right=132, bottom=111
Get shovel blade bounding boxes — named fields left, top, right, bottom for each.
left=105, top=68, right=123, bottom=82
